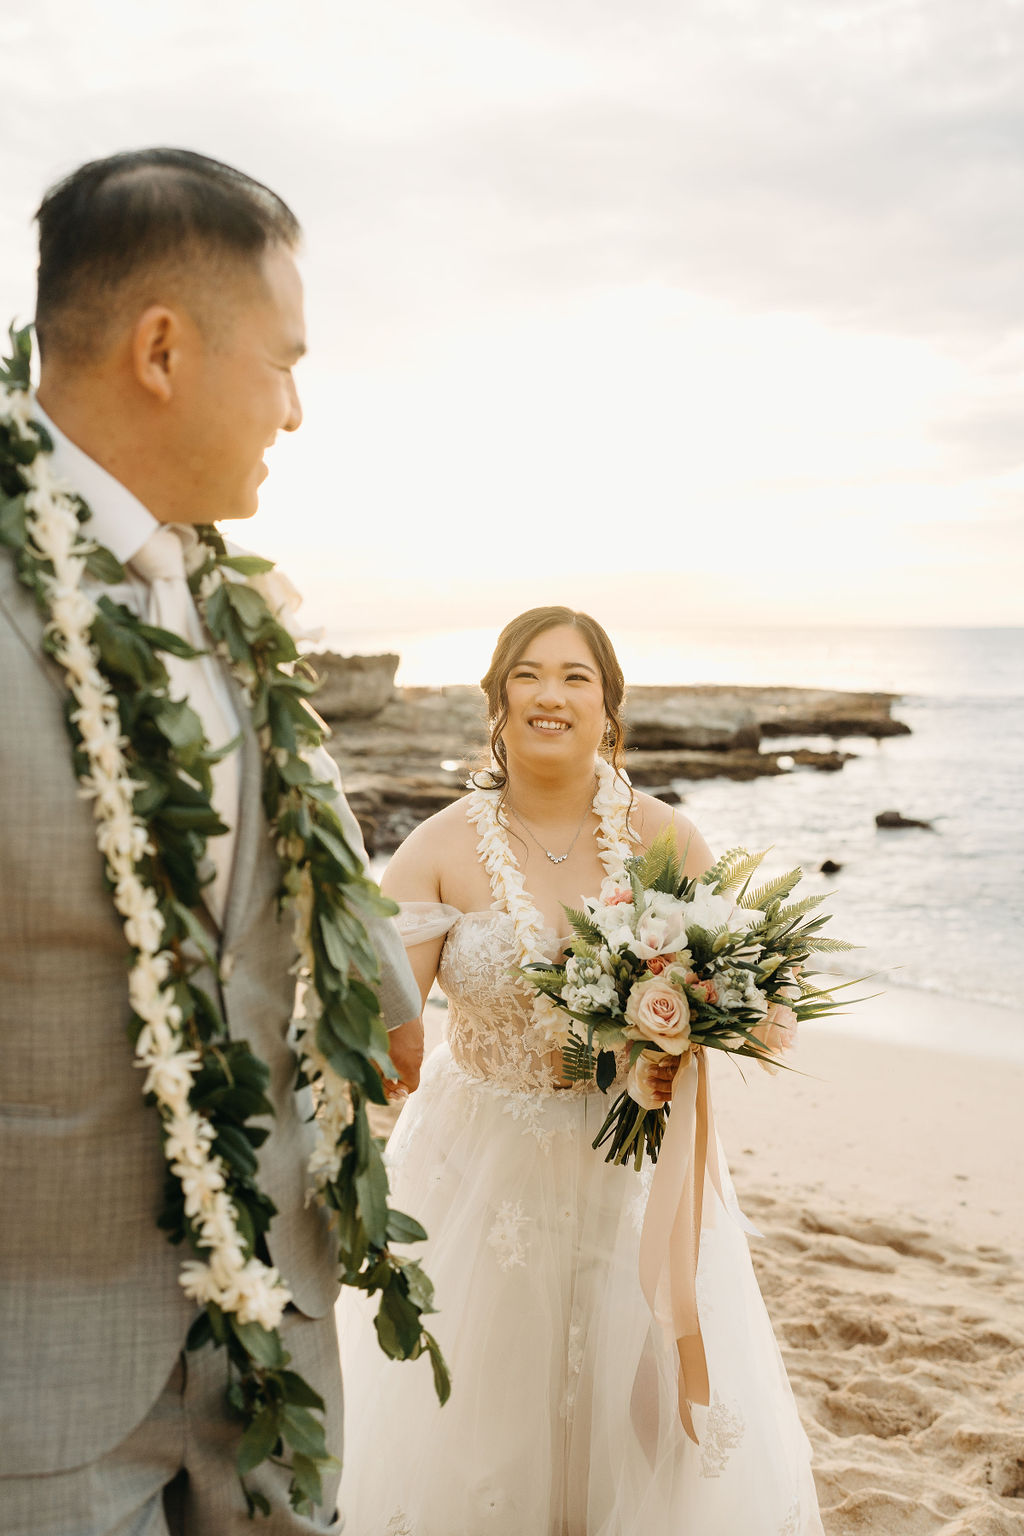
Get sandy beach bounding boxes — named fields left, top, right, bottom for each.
left=399, top=986, right=1024, bottom=1534
left=712, top=986, right=1024, bottom=1535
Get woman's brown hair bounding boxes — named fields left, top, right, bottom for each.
left=475, top=606, right=631, bottom=817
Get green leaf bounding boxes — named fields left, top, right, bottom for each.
left=237, top=1406, right=281, bottom=1476
left=154, top=696, right=207, bottom=756
left=134, top=620, right=205, bottom=660
left=703, top=846, right=769, bottom=894
left=595, top=1049, right=618, bottom=1093
left=400, top=1258, right=436, bottom=1313
left=0, top=323, right=33, bottom=389
left=230, top=1318, right=286, bottom=1369
left=289, top=1452, right=324, bottom=1509
left=244, top=1488, right=272, bottom=1519
left=386, top=1208, right=428, bottom=1245
left=354, top=1143, right=390, bottom=1249
left=0, top=492, right=27, bottom=548
left=374, top=1281, right=424, bottom=1359
left=83, top=544, right=124, bottom=583
left=220, top=554, right=276, bottom=576
left=742, top=869, right=803, bottom=910
left=224, top=580, right=271, bottom=630
left=424, top=1330, right=452, bottom=1406
left=278, top=1370, right=326, bottom=1412
left=281, top=1404, right=329, bottom=1461
left=185, top=1309, right=214, bottom=1352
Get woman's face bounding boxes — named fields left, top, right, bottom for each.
left=501, top=624, right=608, bottom=772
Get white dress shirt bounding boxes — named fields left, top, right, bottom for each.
left=35, top=403, right=243, bottom=923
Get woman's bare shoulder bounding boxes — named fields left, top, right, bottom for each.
left=380, top=794, right=477, bottom=898
left=629, top=790, right=714, bottom=877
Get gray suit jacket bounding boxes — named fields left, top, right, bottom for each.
left=0, top=553, right=420, bottom=1476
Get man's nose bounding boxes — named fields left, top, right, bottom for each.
left=284, top=374, right=303, bottom=432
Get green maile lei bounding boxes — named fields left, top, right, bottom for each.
left=0, top=325, right=449, bottom=1519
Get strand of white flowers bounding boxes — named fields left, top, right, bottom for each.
left=193, top=556, right=353, bottom=1195
left=465, top=758, right=634, bottom=1048
left=5, top=390, right=289, bottom=1332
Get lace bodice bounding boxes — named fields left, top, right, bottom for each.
left=397, top=761, right=637, bottom=1097
left=437, top=909, right=589, bottom=1095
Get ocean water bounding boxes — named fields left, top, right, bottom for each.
left=339, top=626, right=1023, bottom=1016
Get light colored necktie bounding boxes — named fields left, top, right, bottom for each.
left=130, top=525, right=241, bottom=925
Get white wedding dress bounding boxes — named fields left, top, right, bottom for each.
left=338, top=794, right=824, bottom=1536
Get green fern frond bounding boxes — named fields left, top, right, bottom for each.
left=560, top=1034, right=596, bottom=1083
left=561, top=905, right=605, bottom=945
left=704, top=846, right=770, bottom=895
left=741, top=868, right=802, bottom=910
left=521, top=965, right=566, bottom=989
left=774, top=894, right=828, bottom=922
left=800, top=936, right=858, bottom=953
left=628, top=825, right=680, bottom=891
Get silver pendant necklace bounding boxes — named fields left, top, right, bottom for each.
left=508, top=787, right=595, bottom=865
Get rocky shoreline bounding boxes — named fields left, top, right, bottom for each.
left=309, top=652, right=911, bottom=855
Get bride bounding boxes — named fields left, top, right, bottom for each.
left=338, top=607, right=824, bottom=1536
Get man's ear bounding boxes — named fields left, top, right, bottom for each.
left=130, top=305, right=186, bottom=403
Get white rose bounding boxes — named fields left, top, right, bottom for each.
left=629, top=893, right=689, bottom=961
left=687, top=883, right=763, bottom=935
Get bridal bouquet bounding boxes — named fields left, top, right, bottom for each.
left=523, top=832, right=859, bottom=1170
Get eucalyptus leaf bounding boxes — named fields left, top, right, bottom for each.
left=237, top=1406, right=281, bottom=1476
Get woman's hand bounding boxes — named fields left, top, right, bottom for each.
left=381, top=1016, right=425, bottom=1100
left=627, top=1048, right=684, bottom=1109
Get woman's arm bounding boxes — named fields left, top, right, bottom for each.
left=380, top=817, right=450, bottom=1013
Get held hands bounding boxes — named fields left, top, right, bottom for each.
left=381, top=1016, right=425, bottom=1102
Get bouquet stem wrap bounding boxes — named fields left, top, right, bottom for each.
left=636, top=1047, right=754, bottom=1444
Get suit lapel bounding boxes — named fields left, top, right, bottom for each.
left=0, top=559, right=68, bottom=701
left=218, top=668, right=269, bottom=950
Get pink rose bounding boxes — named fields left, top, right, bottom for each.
left=626, top=1050, right=669, bottom=1110
left=750, top=1001, right=798, bottom=1074
left=682, top=969, right=718, bottom=1006
left=623, top=976, right=691, bottom=1054
left=645, top=952, right=680, bottom=976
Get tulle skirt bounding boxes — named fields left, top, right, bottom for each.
left=337, top=1043, right=823, bottom=1536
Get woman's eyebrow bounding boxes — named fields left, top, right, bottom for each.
left=513, top=659, right=597, bottom=673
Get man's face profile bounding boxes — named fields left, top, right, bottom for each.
left=181, top=244, right=307, bottom=523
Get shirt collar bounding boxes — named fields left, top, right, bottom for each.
left=33, top=399, right=160, bottom=566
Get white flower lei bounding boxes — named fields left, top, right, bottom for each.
left=465, top=756, right=635, bottom=1047
left=4, top=386, right=351, bottom=1331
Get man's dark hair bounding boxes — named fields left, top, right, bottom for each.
left=35, top=147, right=301, bottom=360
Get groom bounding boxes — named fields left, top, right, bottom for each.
left=0, top=149, right=422, bottom=1534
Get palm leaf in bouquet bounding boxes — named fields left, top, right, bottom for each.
left=627, top=824, right=687, bottom=894
left=740, top=868, right=803, bottom=911
left=701, top=845, right=769, bottom=895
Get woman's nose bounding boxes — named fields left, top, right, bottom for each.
left=535, top=676, right=565, bottom=707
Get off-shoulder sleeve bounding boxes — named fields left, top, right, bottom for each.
left=394, top=901, right=464, bottom=948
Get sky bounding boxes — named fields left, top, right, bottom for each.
left=2, top=0, right=1024, bottom=662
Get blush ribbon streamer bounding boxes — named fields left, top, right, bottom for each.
left=635, top=1045, right=758, bottom=1444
